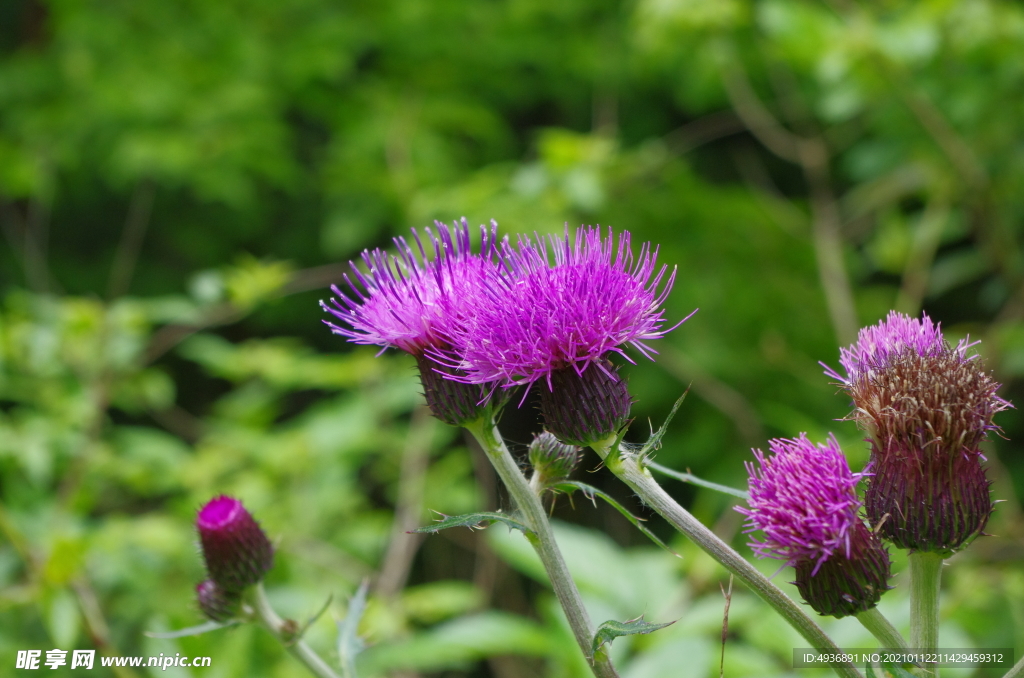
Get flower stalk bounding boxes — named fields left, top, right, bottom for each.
left=855, top=606, right=908, bottom=649
left=591, top=437, right=862, bottom=678
left=247, top=584, right=341, bottom=678
left=909, top=552, right=943, bottom=675
left=465, top=415, right=620, bottom=678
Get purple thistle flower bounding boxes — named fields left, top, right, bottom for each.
left=321, top=218, right=502, bottom=425
left=823, top=311, right=970, bottom=384
left=738, top=434, right=867, bottom=573
left=321, top=218, right=498, bottom=356
left=738, top=434, right=891, bottom=618
left=452, top=226, right=690, bottom=389
left=826, top=312, right=1011, bottom=553
left=197, top=495, right=274, bottom=592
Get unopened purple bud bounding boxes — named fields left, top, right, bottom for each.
left=196, top=579, right=241, bottom=622
left=197, top=496, right=274, bottom=592
left=538, top=364, right=632, bottom=447
left=528, top=431, right=580, bottom=487
left=450, top=226, right=692, bottom=391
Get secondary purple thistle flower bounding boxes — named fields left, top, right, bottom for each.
left=826, top=312, right=1011, bottom=554
left=321, top=219, right=500, bottom=425
left=822, top=311, right=969, bottom=384
left=737, top=434, right=890, bottom=618
left=450, top=226, right=692, bottom=445
left=739, top=434, right=867, bottom=569
left=197, top=496, right=274, bottom=593
left=321, top=218, right=497, bottom=356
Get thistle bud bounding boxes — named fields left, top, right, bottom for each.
left=196, top=579, right=241, bottom=622
left=528, top=431, right=580, bottom=488
left=538, top=364, right=632, bottom=447
left=738, top=434, right=891, bottom=618
left=827, top=312, right=1011, bottom=554
left=793, top=522, right=891, bottom=618
left=197, top=495, right=274, bottom=592
left=416, top=356, right=491, bottom=426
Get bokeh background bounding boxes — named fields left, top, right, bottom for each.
left=1, top=1, right=1022, bottom=676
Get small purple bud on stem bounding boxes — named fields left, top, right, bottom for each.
left=195, top=579, right=241, bottom=622
left=539, top=364, right=632, bottom=447
left=197, top=495, right=274, bottom=593
left=738, top=434, right=891, bottom=619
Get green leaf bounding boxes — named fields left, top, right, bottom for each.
left=145, top=620, right=241, bottom=639
left=402, top=581, right=484, bottom=624
left=645, top=462, right=749, bottom=500
left=356, top=612, right=556, bottom=674
left=337, top=580, right=369, bottom=678
left=591, top=616, right=675, bottom=654
left=639, top=391, right=689, bottom=458
left=411, top=511, right=530, bottom=535
left=551, top=481, right=678, bottom=556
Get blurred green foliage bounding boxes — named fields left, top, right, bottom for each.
left=1, top=0, right=1023, bottom=676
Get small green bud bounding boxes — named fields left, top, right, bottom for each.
left=528, top=431, right=580, bottom=488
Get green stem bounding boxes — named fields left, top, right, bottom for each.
left=249, top=584, right=342, bottom=678
left=465, top=418, right=620, bottom=678
left=646, top=461, right=749, bottom=500
left=909, top=552, right=943, bottom=677
left=592, top=438, right=862, bottom=678
left=1001, top=652, right=1024, bottom=678
left=855, top=606, right=908, bottom=649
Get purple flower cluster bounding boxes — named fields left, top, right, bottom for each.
left=321, top=220, right=691, bottom=439
left=827, top=312, right=1010, bottom=554
left=738, top=434, right=890, bottom=618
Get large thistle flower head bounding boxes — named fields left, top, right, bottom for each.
left=447, top=225, right=692, bottom=445
left=321, top=218, right=501, bottom=425
left=321, top=218, right=498, bottom=356
left=737, top=434, right=890, bottom=618
left=825, top=311, right=1011, bottom=554
left=454, top=225, right=685, bottom=388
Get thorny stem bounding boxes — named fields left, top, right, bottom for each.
left=249, top=584, right=342, bottom=678
left=465, top=417, right=620, bottom=678
left=591, top=437, right=863, bottom=678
